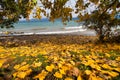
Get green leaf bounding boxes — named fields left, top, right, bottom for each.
left=33, top=0, right=37, bottom=3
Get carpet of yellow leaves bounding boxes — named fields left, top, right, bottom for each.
left=0, top=42, right=120, bottom=80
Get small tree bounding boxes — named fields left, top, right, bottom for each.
left=75, top=0, right=120, bottom=42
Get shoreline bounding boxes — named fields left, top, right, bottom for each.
left=0, top=29, right=97, bottom=46
left=0, top=29, right=96, bottom=37
left=0, top=33, right=97, bottom=46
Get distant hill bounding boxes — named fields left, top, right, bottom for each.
left=18, top=17, right=79, bottom=23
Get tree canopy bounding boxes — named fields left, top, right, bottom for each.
left=0, top=0, right=120, bottom=41
left=75, top=0, right=120, bottom=41
left=0, top=0, right=37, bottom=28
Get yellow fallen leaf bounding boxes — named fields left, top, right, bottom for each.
left=97, top=77, right=104, bottom=80
left=77, top=75, right=82, bottom=80
left=90, top=64, right=101, bottom=71
left=40, top=50, right=47, bottom=54
left=31, top=53, right=37, bottom=57
left=108, top=71, right=119, bottom=77
left=89, top=74, right=103, bottom=80
left=105, top=53, right=110, bottom=57
left=85, top=70, right=92, bottom=75
left=59, top=69, right=66, bottom=75
left=84, top=60, right=95, bottom=66
left=21, top=62, right=27, bottom=65
left=61, top=65, right=69, bottom=71
left=14, top=64, right=20, bottom=70
left=46, top=64, right=55, bottom=72
left=70, top=61, right=75, bottom=65
left=65, top=77, right=73, bottom=80
left=18, top=64, right=29, bottom=71
left=13, top=69, right=32, bottom=79
left=0, top=59, right=6, bottom=68
left=33, top=70, right=48, bottom=80
left=101, top=70, right=119, bottom=77
left=33, top=62, right=42, bottom=68
left=58, top=63, right=62, bottom=68
left=13, top=72, right=18, bottom=78
left=0, top=47, right=5, bottom=52
left=54, top=72, right=63, bottom=78
left=102, top=64, right=112, bottom=70
left=116, top=57, right=120, bottom=61
left=17, top=71, right=27, bottom=79
left=114, top=68, right=120, bottom=72
left=26, top=69, right=32, bottom=75
left=89, top=74, right=98, bottom=80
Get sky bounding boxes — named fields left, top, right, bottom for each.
left=24, top=0, right=99, bottom=20
left=66, top=0, right=78, bottom=17
left=28, top=0, right=78, bottom=19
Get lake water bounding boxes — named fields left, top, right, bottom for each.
left=0, top=18, right=88, bottom=36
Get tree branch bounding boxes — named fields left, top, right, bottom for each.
left=98, top=0, right=117, bottom=18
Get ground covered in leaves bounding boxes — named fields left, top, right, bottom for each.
left=0, top=35, right=120, bottom=80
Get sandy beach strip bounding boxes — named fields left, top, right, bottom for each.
left=0, top=35, right=97, bottom=47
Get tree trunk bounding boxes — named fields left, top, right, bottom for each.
left=98, top=26, right=104, bottom=43
left=99, top=34, right=104, bottom=43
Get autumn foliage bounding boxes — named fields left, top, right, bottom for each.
left=0, top=39, right=120, bottom=80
